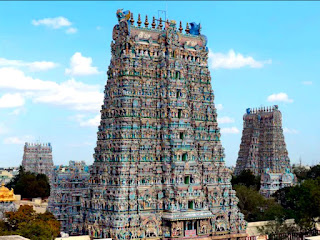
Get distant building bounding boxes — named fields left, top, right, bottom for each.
left=15, top=196, right=48, bottom=214
left=22, top=142, right=54, bottom=179
left=235, top=106, right=296, bottom=197
left=48, top=161, right=90, bottom=236
left=260, top=169, right=296, bottom=197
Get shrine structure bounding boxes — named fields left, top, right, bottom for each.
left=235, top=106, right=296, bottom=197
left=0, top=183, right=16, bottom=219
left=22, top=142, right=54, bottom=180
left=83, top=9, right=247, bottom=239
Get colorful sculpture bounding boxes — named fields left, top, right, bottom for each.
left=83, top=9, right=247, bottom=239
left=235, top=106, right=296, bottom=197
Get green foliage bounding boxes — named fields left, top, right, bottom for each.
left=6, top=166, right=50, bottom=199
left=306, top=165, right=320, bottom=179
left=273, top=177, right=320, bottom=230
left=234, top=185, right=285, bottom=222
left=257, top=220, right=299, bottom=235
left=293, top=164, right=320, bottom=182
left=292, top=165, right=309, bottom=182
left=0, top=205, right=60, bottom=240
left=232, top=170, right=261, bottom=190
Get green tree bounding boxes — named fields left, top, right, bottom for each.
left=306, top=165, right=320, bottom=179
left=234, top=185, right=284, bottom=222
left=273, top=177, right=320, bottom=230
left=232, top=170, right=261, bottom=190
left=6, top=166, right=50, bottom=199
left=292, top=164, right=309, bottom=182
left=0, top=205, right=60, bottom=240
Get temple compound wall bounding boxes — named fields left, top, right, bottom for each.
left=83, top=9, right=247, bottom=240
left=22, top=142, right=54, bottom=180
left=48, top=161, right=90, bottom=235
left=235, top=106, right=296, bottom=197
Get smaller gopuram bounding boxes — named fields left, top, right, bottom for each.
left=0, top=183, right=16, bottom=219
left=235, top=105, right=296, bottom=197
left=48, top=161, right=90, bottom=235
left=22, top=142, right=54, bottom=180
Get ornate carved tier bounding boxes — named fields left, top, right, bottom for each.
left=84, top=9, right=247, bottom=240
left=235, top=106, right=296, bottom=197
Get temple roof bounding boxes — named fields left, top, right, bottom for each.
left=0, top=183, right=16, bottom=202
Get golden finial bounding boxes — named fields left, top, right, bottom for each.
left=185, top=22, right=190, bottom=34
left=179, top=21, right=183, bottom=33
left=158, top=17, right=163, bottom=29
left=130, top=13, right=134, bottom=26
left=145, top=15, right=149, bottom=28
left=137, top=14, right=142, bottom=27
left=152, top=16, right=156, bottom=29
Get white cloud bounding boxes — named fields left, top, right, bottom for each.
left=216, top=103, right=223, bottom=111
left=28, top=61, right=57, bottom=71
left=302, top=81, right=312, bottom=85
left=3, top=135, right=35, bottom=144
left=0, top=67, right=103, bottom=112
left=32, top=17, right=72, bottom=29
left=209, top=49, right=271, bottom=69
left=267, top=92, right=293, bottom=103
left=284, top=127, right=299, bottom=134
left=74, top=114, right=100, bottom=127
left=66, top=27, right=78, bottom=34
left=0, top=67, right=57, bottom=90
left=0, top=93, right=25, bottom=108
left=65, top=52, right=100, bottom=76
left=0, top=58, right=57, bottom=72
left=217, top=116, right=235, bottom=124
left=220, top=127, right=240, bottom=134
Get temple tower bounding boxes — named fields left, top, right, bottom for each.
left=84, top=9, right=246, bottom=239
left=235, top=106, right=296, bottom=197
left=22, top=142, right=54, bottom=180
left=48, top=161, right=90, bottom=235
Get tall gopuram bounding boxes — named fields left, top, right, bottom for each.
left=84, top=9, right=247, bottom=240
left=234, top=106, right=296, bottom=197
left=22, top=142, right=54, bottom=179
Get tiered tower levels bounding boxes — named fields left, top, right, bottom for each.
left=22, top=142, right=53, bottom=179
left=235, top=105, right=290, bottom=176
left=84, top=10, right=246, bottom=240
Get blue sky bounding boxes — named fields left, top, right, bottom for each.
left=0, top=1, right=319, bottom=168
